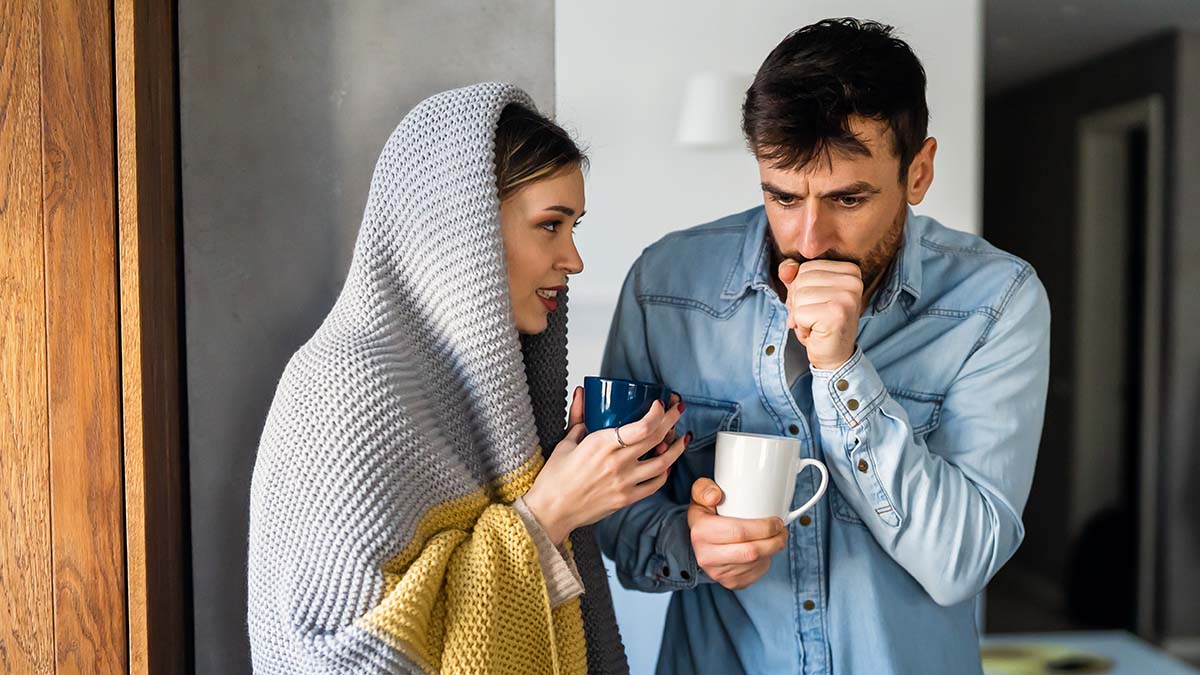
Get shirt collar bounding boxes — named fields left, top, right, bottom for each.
left=721, top=205, right=924, bottom=308
left=870, top=206, right=924, bottom=313
left=721, top=206, right=772, bottom=299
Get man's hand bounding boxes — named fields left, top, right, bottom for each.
left=688, top=478, right=787, bottom=590
left=778, top=259, right=862, bottom=370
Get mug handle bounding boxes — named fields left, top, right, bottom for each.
left=784, top=458, right=830, bottom=525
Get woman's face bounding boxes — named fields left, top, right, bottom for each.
left=499, top=166, right=586, bottom=335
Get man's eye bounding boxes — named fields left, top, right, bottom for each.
left=836, top=195, right=864, bottom=208
left=770, top=193, right=796, bottom=207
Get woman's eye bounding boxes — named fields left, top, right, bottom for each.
left=540, top=220, right=561, bottom=232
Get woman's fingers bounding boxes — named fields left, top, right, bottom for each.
left=567, top=386, right=585, bottom=429
left=618, top=400, right=666, bottom=445
left=629, top=465, right=671, bottom=502
left=632, top=432, right=689, bottom=483
left=663, top=393, right=681, bottom=445
left=616, top=400, right=684, bottom=455
left=562, top=422, right=587, bottom=447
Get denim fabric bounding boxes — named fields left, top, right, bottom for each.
left=596, top=206, right=1050, bottom=675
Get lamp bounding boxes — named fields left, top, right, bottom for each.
left=675, top=71, right=751, bottom=147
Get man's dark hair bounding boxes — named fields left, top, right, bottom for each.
left=742, top=18, right=929, bottom=180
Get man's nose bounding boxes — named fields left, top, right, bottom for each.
left=792, top=202, right=835, bottom=259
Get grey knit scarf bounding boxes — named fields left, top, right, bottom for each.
left=247, top=82, right=627, bottom=674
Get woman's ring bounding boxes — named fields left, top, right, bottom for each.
left=614, top=426, right=629, bottom=448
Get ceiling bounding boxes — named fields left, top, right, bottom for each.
left=985, top=0, right=1200, bottom=93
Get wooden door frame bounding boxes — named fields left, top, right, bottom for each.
left=116, top=0, right=188, bottom=672
left=1, top=0, right=187, bottom=672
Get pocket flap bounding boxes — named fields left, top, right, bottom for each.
left=887, top=388, right=943, bottom=437
left=676, top=394, right=740, bottom=449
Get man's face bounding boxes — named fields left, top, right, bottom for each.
left=758, top=116, right=935, bottom=295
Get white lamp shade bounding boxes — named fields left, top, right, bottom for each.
left=676, top=71, right=751, bottom=147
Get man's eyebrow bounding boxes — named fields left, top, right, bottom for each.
left=817, top=181, right=882, bottom=199
left=760, top=182, right=800, bottom=199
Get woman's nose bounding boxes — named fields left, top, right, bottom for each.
left=559, top=237, right=584, bottom=275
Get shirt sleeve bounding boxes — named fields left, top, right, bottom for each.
left=594, top=261, right=711, bottom=592
left=810, top=268, right=1051, bottom=606
left=512, top=496, right=585, bottom=608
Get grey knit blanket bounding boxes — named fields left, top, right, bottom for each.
left=247, top=82, right=628, bottom=674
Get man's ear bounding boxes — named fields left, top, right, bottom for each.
left=905, top=137, right=937, bottom=206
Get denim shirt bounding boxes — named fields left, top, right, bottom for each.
left=596, top=205, right=1050, bottom=675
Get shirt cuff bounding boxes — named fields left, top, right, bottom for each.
left=512, top=496, right=585, bottom=608
left=810, top=347, right=887, bottom=429
left=649, top=505, right=706, bottom=589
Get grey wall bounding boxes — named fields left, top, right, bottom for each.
left=179, top=2, right=554, bottom=672
left=983, top=31, right=1200, bottom=639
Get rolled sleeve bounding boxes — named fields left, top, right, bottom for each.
left=513, top=496, right=585, bottom=608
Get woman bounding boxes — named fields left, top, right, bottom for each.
left=247, top=82, right=689, bottom=674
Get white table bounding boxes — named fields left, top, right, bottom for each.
left=982, top=631, right=1199, bottom=675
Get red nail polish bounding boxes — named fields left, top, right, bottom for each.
left=685, top=432, right=693, bottom=443
left=678, top=402, right=687, bottom=413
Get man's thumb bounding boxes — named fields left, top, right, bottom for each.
left=691, top=477, right=724, bottom=508
left=778, top=259, right=800, bottom=285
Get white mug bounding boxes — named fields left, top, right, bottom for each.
left=713, top=431, right=829, bottom=524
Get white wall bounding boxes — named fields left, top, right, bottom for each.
left=555, top=2, right=982, bottom=672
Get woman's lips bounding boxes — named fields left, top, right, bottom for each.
left=536, top=286, right=566, bottom=312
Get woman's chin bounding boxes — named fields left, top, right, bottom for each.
left=515, top=312, right=550, bottom=336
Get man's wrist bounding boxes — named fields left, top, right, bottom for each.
left=810, top=347, right=886, bottom=428
left=809, top=346, right=856, bottom=371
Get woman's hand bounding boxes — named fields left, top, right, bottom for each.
left=523, top=387, right=690, bottom=545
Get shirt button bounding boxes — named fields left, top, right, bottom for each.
left=788, top=424, right=800, bottom=435
left=847, top=398, right=860, bottom=411
left=765, top=344, right=776, bottom=356
left=662, top=565, right=671, bottom=577
left=836, top=379, right=849, bottom=391
left=799, top=515, right=812, bottom=526
left=857, top=459, right=869, bottom=473
left=803, top=600, right=816, bottom=611
left=680, top=570, right=691, bottom=581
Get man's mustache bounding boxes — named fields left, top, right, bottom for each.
left=778, top=250, right=862, bottom=268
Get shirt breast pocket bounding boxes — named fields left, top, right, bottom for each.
left=676, top=394, right=741, bottom=453
left=886, top=388, right=943, bottom=441
left=830, top=481, right=867, bottom=527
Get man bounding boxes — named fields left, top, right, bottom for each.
left=596, top=18, right=1050, bottom=675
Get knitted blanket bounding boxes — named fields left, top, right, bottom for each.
left=247, top=82, right=628, bottom=674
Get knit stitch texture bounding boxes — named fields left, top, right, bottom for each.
left=247, top=82, right=628, bottom=674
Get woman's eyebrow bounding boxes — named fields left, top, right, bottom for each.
left=543, top=205, right=578, bottom=217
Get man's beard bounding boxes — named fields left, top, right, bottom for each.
left=769, top=209, right=905, bottom=296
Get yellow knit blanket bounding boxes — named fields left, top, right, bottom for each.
left=356, top=453, right=588, bottom=675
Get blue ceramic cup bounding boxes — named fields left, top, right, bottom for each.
left=583, top=376, right=672, bottom=432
